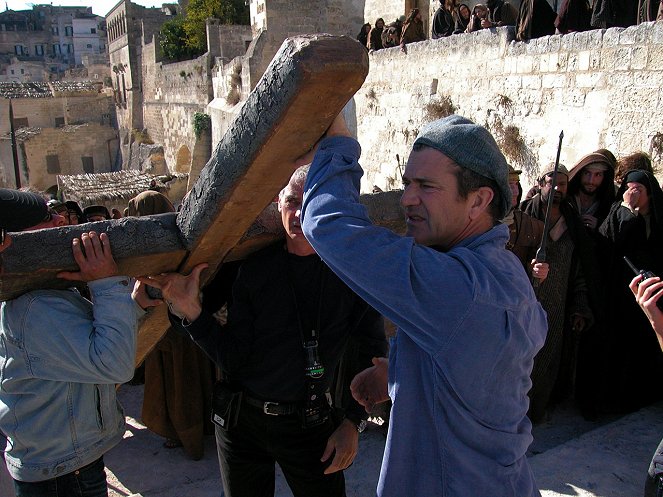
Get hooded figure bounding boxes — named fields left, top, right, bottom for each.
left=432, top=0, right=455, bottom=38
left=357, top=22, right=371, bottom=48
left=130, top=189, right=215, bottom=461
left=566, top=151, right=616, bottom=233
left=368, top=18, right=385, bottom=50
left=521, top=164, right=602, bottom=423
left=597, top=170, right=663, bottom=413
left=127, top=190, right=174, bottom=217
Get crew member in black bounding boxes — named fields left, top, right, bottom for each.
left=142, top=165, right=387, bottom=497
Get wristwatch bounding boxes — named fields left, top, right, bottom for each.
left=345, top=413, right=368, bottom=433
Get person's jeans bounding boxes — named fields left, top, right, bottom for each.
left=13, top=457, right=107, bottom=497
left=645, top=438, right=663, bottom=497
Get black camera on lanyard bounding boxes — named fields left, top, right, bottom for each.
left=301, top=335, right=329, bottom=428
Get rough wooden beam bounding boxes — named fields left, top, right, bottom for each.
left=0, top=214, right=185, bottom=301
left=1, top=193, right=402, bottom=366
left=0, top=35, right=369, bottom=364
left=226, top=190, right=406, bottom=261
left=176, top=34, right=369, bottom=282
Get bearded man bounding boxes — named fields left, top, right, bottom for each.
left=566, top=151, right=616, bottom=233
left=520, top=166, right=596, bottom=422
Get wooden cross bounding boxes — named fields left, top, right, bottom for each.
left=0, top=35, right=404, bottom=364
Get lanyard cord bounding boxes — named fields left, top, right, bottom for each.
left=284, top=252, right=326, bottom=346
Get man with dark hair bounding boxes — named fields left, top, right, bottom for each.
left=141, top=166, right=387, bottom=497
left=431, top=0, right=455, bottom=38
left=367, top=18, right=385, bottom=51
left=483, top=0, right=519, bottom=26
left=0, top=188, right=157, bottom=497
left=520, top=167, right=598, bottom=421
left=566, top=151, right=616, bottom=233
left=504, top=165, right=548, bottom=281
left=300, top=114, right=546, bottom=496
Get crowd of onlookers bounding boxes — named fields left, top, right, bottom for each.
left=358, top=0, right=663, bottom=51
left=505, top=147, right=663, bottom=423
left=21, top=144, right=663, bottom=428
left=38, top=189, right=181, bottom=226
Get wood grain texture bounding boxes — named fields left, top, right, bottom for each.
left=176, top=34, right=369, bottom=283
left=0, top=35, right=370, bottom=364
left=0, top=214, right=185, bottom=300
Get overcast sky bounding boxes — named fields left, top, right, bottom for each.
left=5, top=1, right=164, bottom=17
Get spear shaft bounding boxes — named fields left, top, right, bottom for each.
left=532, top=130, right=564, bottom=287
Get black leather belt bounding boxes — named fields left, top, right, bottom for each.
left=243, top=394, right=300, bottom=416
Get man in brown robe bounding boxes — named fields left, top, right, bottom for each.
left=504, top=165, right=548, bottom=282
left=520, top=166, right=595, bottom=422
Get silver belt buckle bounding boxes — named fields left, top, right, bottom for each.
left=263, top=401, right=279, bottom=415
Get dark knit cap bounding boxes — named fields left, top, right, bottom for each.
left=0, top=188, right=48, bottom=232
left=413, top=115, right=511, bottom=218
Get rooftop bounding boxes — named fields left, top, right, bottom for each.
left=57, top=169, right=186, bottom=205
left=0, top=81, right=100, bottom=99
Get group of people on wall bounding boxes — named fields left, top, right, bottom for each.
left=357, top=0, right=663, bottom=51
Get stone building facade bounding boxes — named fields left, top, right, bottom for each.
left=0, top=82, right=116, bottom=188
left=0, top=5, right=107, bottom=80
left=0, top=123, right=119, bottom=191
left=354, top=23, right=663, bottom=192
left=108, top=0, right=252, bottom=173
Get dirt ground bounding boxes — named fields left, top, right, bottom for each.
left=2, top=384, right=661, bottom=497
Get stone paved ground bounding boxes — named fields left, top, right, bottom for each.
left=103, top=385, right=662, bottom=497
left=2, top=384, right=661, bottom=497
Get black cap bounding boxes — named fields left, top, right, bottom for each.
left=0, top=188, right=48, bottom=232
left=65, top=200, right=84, bottom=218
left=83, top=205, right=110, bottom=220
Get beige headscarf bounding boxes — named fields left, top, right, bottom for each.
left=127, top=190, right=174, bottom=217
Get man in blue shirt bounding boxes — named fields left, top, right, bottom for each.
left=301, top=114, right=547, bottom=496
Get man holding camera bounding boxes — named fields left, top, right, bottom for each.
left=143, top=166, right=386, bottom=497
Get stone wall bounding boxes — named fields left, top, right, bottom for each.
left=354, top=23, right=663, bottom=192
left=141, top=42, right=212, bottom=171
left=0, top=123, right=118, bottom=190
left=247, top=0, right=366, bottom=88
left=206, top=21, right=253, bottom=64
left=0, top=94, right=114, bottom=136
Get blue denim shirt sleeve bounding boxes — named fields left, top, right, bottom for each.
left=302, top=136, right=476, bottom=356
left=8, top=276, right=141, bottom=384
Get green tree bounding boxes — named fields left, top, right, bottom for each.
left=159, top=16, right=197, bottom=61
left=183, top=0, right=250, bottom=55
